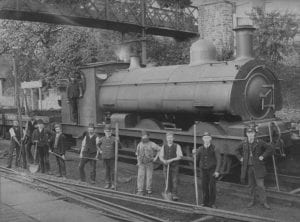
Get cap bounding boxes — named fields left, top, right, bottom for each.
left=104, top=124, right=112, bottom=131
left=37, top=119, right=44, bottom=124
left=54, top=123, right=62, bottom=129
left=141, top=130, right=149, bottom=137
left=202, top=132, right=211, bottom=137
left=88, top=123, right=95, bottom=128
left=166, top=131, right=174, bottom=137
left=246, top=127, right=255, bottom=133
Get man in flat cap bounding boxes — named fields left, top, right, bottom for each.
left=51, top=124, right=67, bottom=178
left=193, top=132, right=221, bottom=208
left=159, top=131, right=183, bottom=201
left=79, top=123, right=100, bottom=184
left=98, top=124, right=121, bottom=189
left=32, top=119, right=54, bottom=173
left=135, top=130, right=161, bottom=195
left=235, top=126, right=274, bottom=209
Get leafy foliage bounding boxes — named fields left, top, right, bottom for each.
left=156, top=0, right=192, bottom=8
left=0, top=19, right=191, bottom=87
left=248, top=7, right=298, bottom=63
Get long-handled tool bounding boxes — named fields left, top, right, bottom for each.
left=193, top=123, right=199, bottom=206
left=29, top=141, right=39, bottom=173
left=49, top=150, right=65, bottom=160
left=162, top=163, right=172, bottom=201
left=268, top=122, right=280, bottom=191
left=114, top=122, right=119, bottom=191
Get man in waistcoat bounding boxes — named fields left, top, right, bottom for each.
left=159, top=132, right=183, bottom=201
left=193, top=132, right=221, bottom=208
left=67, top=74, right=83, bottom=124
left=7, top=120, right=26, bottom=169
left=79, top=123, right=100, bottom=184
left=32, top=119, right=53, bottom=173
left=98, top=124, right=121, bottom=189
left=235, top=127, right=274, bottom=209
left=24, top=112, right=37, bottom=164
left=51, top=123, right=67, bottom=178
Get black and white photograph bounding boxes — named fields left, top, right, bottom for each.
left=0, top=0, right=299, bottom=221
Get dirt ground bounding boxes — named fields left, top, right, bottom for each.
left=0, top=139, right=299, bottom=222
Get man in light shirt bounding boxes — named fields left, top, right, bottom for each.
left=159, top=132, right=183, bottom=201
left=7, top=120, right=26, bottom=169
left=79, top=123, right=100, bottom=184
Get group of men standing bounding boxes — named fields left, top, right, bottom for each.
left=6, top=117, right=274, bottom=210
left=6, top=114, right=67, bottom=178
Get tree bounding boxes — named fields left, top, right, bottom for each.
left=248, top=7, right=298, bottom=63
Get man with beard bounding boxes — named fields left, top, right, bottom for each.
left=235, top=126, right=274, bottom=209
left=135, top=130, right=161, bottom=195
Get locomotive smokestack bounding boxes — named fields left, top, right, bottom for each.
left=233, top=25, right=256, bottom=60
left=129, top=55, right=141, bottom=70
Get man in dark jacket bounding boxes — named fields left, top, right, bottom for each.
left=193, top=132, right=221, bottom=208
left=67, top=74, right=82, bottom=124
left=235, top=127, right=274, bottom=209
left=51, top=123, right=67, bottom=178
left=79, top=123, right=100, bottom=184
left=32, top=119, right=53, bottom=173
left=24, top=112, right=37, bottom=164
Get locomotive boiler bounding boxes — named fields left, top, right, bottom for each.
left=60, top=26, right=293, bottom=178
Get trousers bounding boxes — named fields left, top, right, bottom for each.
left=55, top=156, right=66, bottom=176
left=79, top=158, right=96, bottom=182
left=137, top=162, right=153, bottom=192
left=7, top=143, right=26, bottom=168
left=248, top=166, right=267, bottom=203
left=38, top=146, right=49, bottom=173
left=103, top=158, right=115, bottom=185
left=163, top=164, right=179, bottom=195
left=200, top=167, right=217, bottom=207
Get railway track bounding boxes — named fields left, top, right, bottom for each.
left=0, top=166, right=279, bottom=222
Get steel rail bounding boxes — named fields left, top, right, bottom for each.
left=0, top=168, right=163, bottom=222
left=0, top=172, right=135, bottom=222
left=38, top=176, right=278, bottom=222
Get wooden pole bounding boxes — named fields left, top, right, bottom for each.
left=13, top=50, right=24, bottom=165
left=114, top=122, right=119, bottom=191
left=193, top=123, right=199, bottom=206
left=268, top=122, right=280, bottom=191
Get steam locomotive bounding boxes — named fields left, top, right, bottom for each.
left=60, top=26, right=295, bottom=178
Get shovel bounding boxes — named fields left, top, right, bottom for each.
left=162, top=164, right=172, bottom=201
left=29, top=141, right=39, bottom=173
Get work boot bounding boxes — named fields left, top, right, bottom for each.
left=211, top=205, right=217, bottom=209
left=147, top=190, right=152, bottom=195
left=247, top=200, right=255, bottom=208
left=6, top=165, right=11, bottom=169
left=136, top=191, right=143, bottom=196
left=263, top=202, right=271, bottom=210
left=56, top=174, right=62, bottom=177
left=90, top=180, right=96, bottom=185
left=110, top=184, right=115, bottom=190
left=104, top=184, right=110, bottom=189
left=172, top=194, right=179, bottom=201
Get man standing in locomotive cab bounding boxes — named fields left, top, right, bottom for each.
left=136, top=130, right=161, bottom=195
left=51, top=124, right=67, bottom=178
left=32, top=119, right=53, bottom=173
left=79, top=123, right=100, bottom=184
left=24, top=112, right=37, bottom=164
left=98, top=124, right=121, bottom=189
left=235, top=127, right=274, bottom=210
left=192, top=132, right=221, bottom=208
left=67, top=73, right=83, bottom=124
left=159, top=132, right=183, bottom=201
left=7, top=120, right=26, bottom=169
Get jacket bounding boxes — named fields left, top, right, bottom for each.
left=195, top=144, right=221, bottom=172
left=32, top=128, right=53, bottom=148
left=235, top=139, right=274, bottom=181
left=52, top=133, right=67, bottom=155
